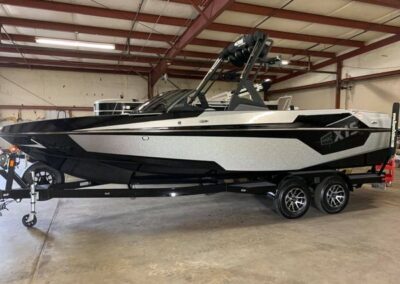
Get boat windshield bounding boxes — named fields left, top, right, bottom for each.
left=135, top=89, right=196, bottom=114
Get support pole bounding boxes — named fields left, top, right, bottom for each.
left=147, top=73, right=153, bottom=99
left=335, top=61, right=343, bottom=109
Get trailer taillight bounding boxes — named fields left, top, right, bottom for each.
left=8, top=145, right=19, bottom=153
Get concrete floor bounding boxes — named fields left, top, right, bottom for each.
left=1, top=179, right=400, bottom=284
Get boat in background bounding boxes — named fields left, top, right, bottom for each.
left=93, top=99, right=143, bottom=116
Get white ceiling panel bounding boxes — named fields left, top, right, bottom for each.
left=315, top=45, right=351, bottom=54
left=2, top=6, right=73, bottom=23
left=351, top=31, right=393, bottom=42
left=285, top=0, right=351, bottom=15
left=53, top=0, right=196, bottom=20
left=0, top=52, right=24, bottom=58
left=119, top=61, right=151, bottom=67
left=72, top=14, right=132, bottom=30
left=257, top=17, right=311, bottom=33
left=386, top=17, right=400, bottom=27
left=129, top=38, right=170, bottom=48
left=214, top=11, right=266, bottom=28
left=76, top=34, right=127, bottom=45
left=272, top=39, right=316, bottom=50
left=133, top=21, right=184, bottom=37
left=197, top=30, right=240, bottom=42
left=296, top=23, right=362, bottom=38
left=184, top=44, right=223, bottom=54
left=329, top=1, right=398, bottom=22
left=12, top=27, right=77, bottom=40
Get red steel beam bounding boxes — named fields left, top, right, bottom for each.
left=0, top=17, right=176, bottom=42
left=228, top=2, right=400, bottom=34
left=0, top=33, right=169, bottom=55
left=0, top=43, right=211, bottom=68
left=0, top=62, right=148, bottom=76
left=343, top=69, right=400, bottom=82
left=353, top=0, right=400, bottom=9
left=208, top=23, right=363, bottom=47
left=0, top=0, right=365, bottom=47
left=167, top=0, right=205, bottom=5
left=0, top=62, right=241, bottom=81
left=190, top=37, right=336, bottom=57
left=0, top=44, right=161, bottom=64
left=0, top=35, right=312, bottom=68
left=150, top=0, right=235, bottom=85
left=0, top=43, right=298, bottom=72
left=0, top=56, right=152, bottom=73
left=268, top=68, right=400, bottom=96
left=273, top=34, right=400, bottom=84
left=0, top=0, right=188, bottom=26
left=167, top=68, right=277, bottom=81
left=0, top=24, right=335, bottom=58
left=268, top=80, right=336, bottom=95
left=170, top=0, right=399, bottom=33
left=335, top=61, right=343, bottom=109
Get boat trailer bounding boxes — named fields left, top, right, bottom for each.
left=0, top=150, right=387, bottom=227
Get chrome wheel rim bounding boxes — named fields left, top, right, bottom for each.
left=326, top=184, right=346, bottom=208
left=34, top=170, right=54, bottom=185
left=284, top=187, right=307, bottom=213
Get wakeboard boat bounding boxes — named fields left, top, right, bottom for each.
left=0, top=32, right=394, bottom=186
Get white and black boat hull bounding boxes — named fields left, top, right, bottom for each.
left=0, top=110, right=392, bottom=184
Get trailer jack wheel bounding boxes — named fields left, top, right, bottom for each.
left=21, top=171, right=39, bottom=228
left=314, top=176, right=349, bottom=214
left=22, top=214, right=37, bottom=228
left=273, top=177, right=311, bottom=219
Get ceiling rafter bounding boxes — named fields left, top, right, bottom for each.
left=208, top=23, right=363, bottom=47
left=274, top=34, right=400, bottom=84
left=353, top=0, right=400, bottom=9
left=0, top=32, right=317, bottom=66
left=0, top=63, right=148, bottom=76
left=0, top=41, right=310, bottom=70
left=0, top=0, right=366, bottom=47
left=0, top=17, right=336, bottom=58
left=228, top=2, right=400, bottom=34
left=0, top=0, right=189, bottom=25
left=0, top=57, right=278, bottom=81
left=170, top=0, right=400, bottom=33
left=0, top=55, right=152, bottom=72
left=0, top=16, right=177, bottom=41
left=150, top=0, right=235, bottom=85
left=0, top=43, right=298, bottom=78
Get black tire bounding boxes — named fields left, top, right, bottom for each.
left=314, top=175, right=350, bottom=214
left=22, top=214, right=37, bottom=228
left=22, top=163, right=65, bottom=185
left=273, top=177, right=311, bottom=219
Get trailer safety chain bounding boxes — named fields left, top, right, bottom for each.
left=0, top=199, right=13, bottom=216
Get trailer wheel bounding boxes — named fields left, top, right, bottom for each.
left=22, top=163, right=64, bottom=185
left=273, top=177, right=311, bottom=219
left=314, top=176, right=349, bottom=214
left=22, top=214, right=37, bottom=228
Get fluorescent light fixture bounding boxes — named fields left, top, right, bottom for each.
left=264, top=78, right=272, bottom=82
left=281, top=59, right=290, bottom=66
left=35, top=37, right=115, bottom=50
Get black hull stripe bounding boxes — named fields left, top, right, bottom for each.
left=0, top=127, right=390, bottom=136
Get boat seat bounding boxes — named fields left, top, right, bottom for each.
left=231, top=97, right=269, bottom=111
left=234, top=104, right=270, bottom=111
